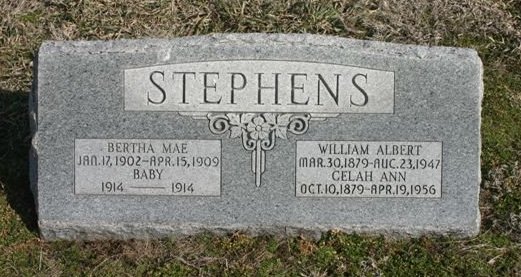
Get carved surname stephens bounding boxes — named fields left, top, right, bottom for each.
left=125, top=60, right=394, bottom=113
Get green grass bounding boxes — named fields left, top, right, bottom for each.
left=1, top=0, right=521, bottom=275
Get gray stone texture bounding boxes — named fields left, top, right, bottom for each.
left=30, top=33, right=482, bottom=240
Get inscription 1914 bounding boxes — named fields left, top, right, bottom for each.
left=75, top=139, right=222, bottom=196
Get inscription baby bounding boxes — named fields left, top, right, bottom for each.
left=74, top=139, right=222, bottom=196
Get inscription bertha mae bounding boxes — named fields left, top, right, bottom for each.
left=75, top=139, right=221, bottom=196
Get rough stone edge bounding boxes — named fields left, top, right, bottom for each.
left=37, top=33, right=479, bottom=61
left=39, top=220, right=479, bottom=241
left=29, top=47, right=39, bottom=216
left=475, top=48, right=484, bottom=236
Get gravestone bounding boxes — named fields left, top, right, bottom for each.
left=30, top=34, right=482, bottom=240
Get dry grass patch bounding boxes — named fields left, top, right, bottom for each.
left=351, top=0, right=520, bottom=43
left=482, top=162, right=521, bottom=239
left=1, top=0, right=520, bottom=91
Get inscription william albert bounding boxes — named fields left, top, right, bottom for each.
left=296, top=141, right=442, bottom=198
left=125, top=60, right=395, bottom=187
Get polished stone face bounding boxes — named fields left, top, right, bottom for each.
left=30, top=33, right=482, bottom=240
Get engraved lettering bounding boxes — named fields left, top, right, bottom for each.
left=332, top=170, right=373, bottom=182
left=379, top=171, right=407, bottom=182
left=202, top=72, right=221, bottom=104
left=351, top=73, right=369, bottom=107
left=147, top=71, right=166, bottom=105
left=230, top=73, right=246, bottom=104
left=77, top=155, right=97, bottom=166
left=290, top=73, right=309, bottom=105
left=126, top=61, right=395, bottom=113
left=376, top=144, right=422, bottom=156
left=107, top=142, right=155, bottom=153
left=296, top=141, right=441, bottom=198
left=133, top=169, right=164, bottom=180
left=173, top=72, right=196, bottom=104
left=316, top=74, right=340, bottom=105
left=257, top=73, right=280, bottom=105
left=162, top=142, right=188, bottom=154
left=318, top=143, right=369, bottom=155
left=75, top=139, right=222, bottom=196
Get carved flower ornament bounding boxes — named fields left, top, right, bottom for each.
left=246, top=116, right=271, bottom=140
left=207, top=113, right=311, bottom=187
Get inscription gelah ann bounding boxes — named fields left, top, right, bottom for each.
left=296, top=141, right=442, bottom=198
left=125, top=60, right=395, bottom=186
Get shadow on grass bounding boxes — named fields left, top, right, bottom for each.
left=0, top=89, right=37, bottom=233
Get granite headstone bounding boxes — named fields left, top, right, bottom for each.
left=30, top=34, right=482, bottom=240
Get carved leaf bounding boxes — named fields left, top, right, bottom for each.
left=227, top=113, right=241, bottom=126
left=277, top=114, right=292, bottom=126
left=275, top=127, right=287, bottom=139
left=241, top=113, right=255, bottom=124
left=264, top=113, right=276, bottom=125
left=229, top=126, right=243, bottom=138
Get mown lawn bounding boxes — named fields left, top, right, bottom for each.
left=1, top=0, right=520, bottom=275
